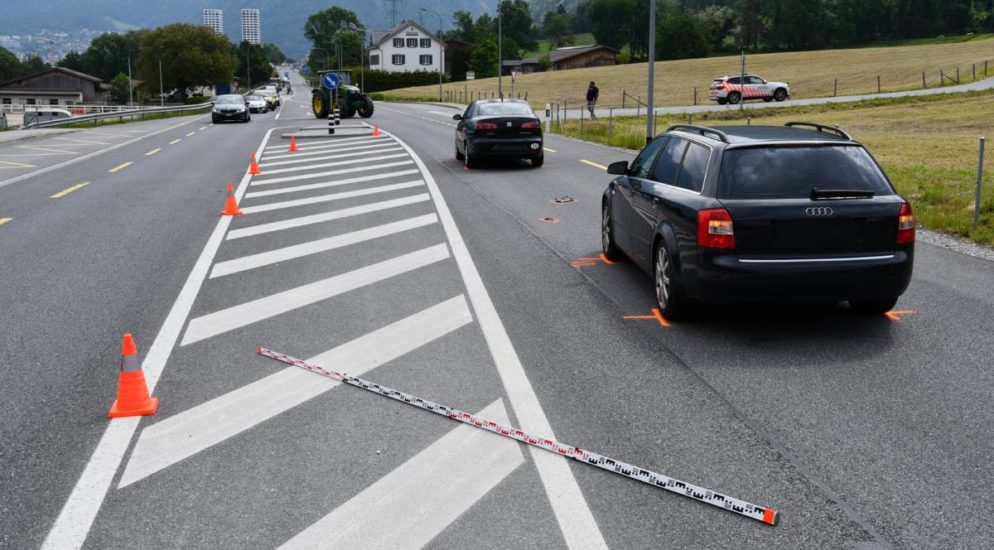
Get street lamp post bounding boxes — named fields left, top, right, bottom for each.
left=158, top=59, right=164, bottom=107
left=497, top=4, right=502, bottom=99
left=420, top=8, right=444, bottom=102
left=346, top=23, right=371, bottom=93
left=646, top=0, right=656, bottom=144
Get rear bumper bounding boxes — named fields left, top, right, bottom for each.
left=683, top=248, right=914, bottom=303
left=467, top=136, right=543, bottom=158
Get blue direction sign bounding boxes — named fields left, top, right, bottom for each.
left=322, top=73, right=340, bottom=89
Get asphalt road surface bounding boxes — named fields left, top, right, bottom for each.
left=1, top=69, right=991, bottom=550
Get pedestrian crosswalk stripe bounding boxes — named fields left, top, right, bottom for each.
left=251, top=160, right=415, bottom=186
left=210, top=214, right=439, bottom=278
left=262, top=135, right=383, bottom=153
left=245, top=169, right=421, bottom=199
left=180, top=244, right=451, bottom=345
left=240, top=180, right=424, bottom=214
left=262, top=142, right=400, bottom=162
left=259, top=153, right=409, bottom=176
left=259, top=146, right=402, bottom=168
left=120, top=295, right=474, bottom=488
left=227, top=194, right=430, bottom=240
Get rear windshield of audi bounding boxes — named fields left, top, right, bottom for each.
left=718, top=145, right=893, bottom=199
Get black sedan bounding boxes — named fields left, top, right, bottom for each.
left=454, top=99, right=544, bottom=168
left=211, top=94, right=250, bottom=123
left=601, top=122, right=914, bottom=319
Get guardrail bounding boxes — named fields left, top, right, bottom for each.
left=21, top=102, right=213, bottom=129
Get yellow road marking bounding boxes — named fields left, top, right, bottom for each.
left=51, top=181, right=89, bottom=199
left=108, top=161, right=132, bottom=173
left=145, top=148, right=162, bottom=156
left=543, top=147, right=558, bottom=153
left=169, top=139, right=182, bottom=145
left=0, top=160, right=37, bottom=168
left=186, top=131, right=195, bottom=137
left=579, top=159, right=607, bottom=171
left=0, top=217, right=12, bottom=226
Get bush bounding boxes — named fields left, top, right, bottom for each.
left=339, top=68, right=445, bottom=93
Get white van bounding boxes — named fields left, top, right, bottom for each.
left=23, top=108, right=73, bottom=127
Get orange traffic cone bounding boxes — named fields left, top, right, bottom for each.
left=288, top=136, right=299, bottom=152
left=372, top=124, right=380, bottom=137
left=221, top=182, right=243, bottom=216
left=249, top=152, right=261, bottom=175
left=108, top=333, right=159, bottom=418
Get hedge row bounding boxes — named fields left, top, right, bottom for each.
left=333, top=68, right=446, bottom=93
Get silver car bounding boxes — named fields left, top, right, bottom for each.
left=244, top=94, right=269, bottom=113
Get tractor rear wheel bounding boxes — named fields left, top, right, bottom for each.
left=312, top=90, right=328, bottom=118
left=358, top=97, right=375, bottom=118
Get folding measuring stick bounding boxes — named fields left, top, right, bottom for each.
left=257, top=347, right=780, bottom=526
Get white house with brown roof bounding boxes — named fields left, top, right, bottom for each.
left=367, top=20, right=443, bottom=74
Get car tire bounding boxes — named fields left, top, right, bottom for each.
left=601, top=202, right=624, bottom=262
left=763, top=97, right=773, bottom=102
left=774, top=88, right=788, bottom=102
left=464, top=143, right=475, bottom=169
left=531, top=153, right=544, bottom=167
left=455, top=143, right=464, bottom=161
left=727, top=92, right=742, bottom=105
left=654, top=241, right=687, bottom=321
left=717, top=98, right=728, bottom=105
left=849, top=297, right=898, bottom=315
left=212, top=116, right=219, bottom=124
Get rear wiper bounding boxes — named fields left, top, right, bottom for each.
left=810, top=188, right=875, bottom=200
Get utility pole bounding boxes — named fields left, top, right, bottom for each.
left=246, top=45, right=252, bottom=90
left=740, top=50, right=745, bottom=112
left=127, top=56, right=134, bottom=106
left=497, top=3, right=502, bottom=99
left=421, top=8, right=444, bottom=102
left=646, top=0, right=655, bottom=144
left=158, top=59, right=164, bottom=106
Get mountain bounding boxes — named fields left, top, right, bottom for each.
left=0, top=0, right=496, bottom=58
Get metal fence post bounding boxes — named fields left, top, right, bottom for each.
left=579, top=104, right=584, bottom=134
left=923, top=72, right=927, bottom=88
left=693, top=87, right=697, bottom=106
left=833, top=79, right=838, bottom=96
left=975, top=136, right=986, bottom=228
left=877, top=75, right=881, bottom=93
left=608, top=107, right=613, bottom=136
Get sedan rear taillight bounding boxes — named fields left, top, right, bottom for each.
left=475, top=122, right=498, bottom=130
left=697, top=208, right=735, bottom=249
left=520, top=121, right=540, bottom=129
left=896, top=202, right=915, bottom=244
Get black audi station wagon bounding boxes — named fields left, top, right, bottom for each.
left=601, top=123, right=914, bottom=319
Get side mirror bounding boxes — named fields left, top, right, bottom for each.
left=452, top=114, right=463, bottom=121
left=607, top=160, right=629, bottom=175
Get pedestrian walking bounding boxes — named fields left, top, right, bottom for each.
left=586, top=81, right=599, bottom=119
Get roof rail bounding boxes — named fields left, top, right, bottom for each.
left=784, top=122, right=853, bottom=141
left=666, top=124, right=729, bottom=143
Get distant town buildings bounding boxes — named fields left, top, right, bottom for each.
left=203, top=9, right=224, bottom=36
left=241, top=9, right=261, bottom=45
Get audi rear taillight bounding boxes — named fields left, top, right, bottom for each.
left=475, top=122, right=497, bottom=130
left=697, top=208, right=735, bottom=249
left=521, top=121, right=540, bottom=129
left=896, top=202, right=915, bottom=244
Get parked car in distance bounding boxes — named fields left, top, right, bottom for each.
left=244, top=94, right=268, bottom=113
left=212, top=94, right=250, bottom=123
left=453, top=99, right=544, bottom=168
left=22, top=108, right=73, bottom=128
left=601, top=122, right=914, bottom=319
left=709, top=74, right=790, bottom=105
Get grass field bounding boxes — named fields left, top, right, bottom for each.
left=386, top=37, right=994, bottom=110
left=554, top=91, right=994, bottom=246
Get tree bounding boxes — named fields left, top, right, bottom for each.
left=137, top=23, right=237, bottom=98
left=656, top=13, right=710, bottom=60
left=58, top=51, right=86, bottom=72
left=110, top=72, right=131, bottom=104
left=19, top=55, right=48, bottom=76
left=0, top=46, right=22, bottom=82
left=542, top=6, right=575, bottom=49
left=590, top=0, right=635, bottom=51
left=235, top=41, right=273, bottom=89
left=498, top=0, right=538, bottom=56
left=469, top=37, right=498, bottom=78
left=304, top=7, right=363, bottom=70
left=262, top=43, right=287, bottom=65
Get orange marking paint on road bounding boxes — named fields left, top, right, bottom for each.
left=598, top=253, right=616, bottom=265
left=571, top=255, right=616, bottom=269
left=885, top=310, right=916, bottom=321
left=623, top=308, right=671, bottom=327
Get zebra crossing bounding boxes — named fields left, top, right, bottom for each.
left=63, top=130, right=607, bottom=548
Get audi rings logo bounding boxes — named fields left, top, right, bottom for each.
left=805, top=207, right=834, bottom=216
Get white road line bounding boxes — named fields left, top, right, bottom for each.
left=227, top=194, right=429, bottom=240
left=259, top=146, right=402, bottom=168
left=250, top=160, right=415, bottom=186
left=39, top=126, right=275, bottom=550
left=245, top=169, right=421, bottom=199
left=181, top=244, right=450, bottom=346
left=53, top=137, right=111, bottom=145
left=240, top=180, right=424, bottom=214
left=119, top=296, right=474, bottom=488
left=262, top=142, right=401, bottom=162
left=383, top=127, right=609, bottom=549
left=211, top=214, right=438, bottom=278
left=278, top=399, right=522, bottom=550
left=263, top=135, right=380, bottom=153
left=258, top=153, right=408, bottom=176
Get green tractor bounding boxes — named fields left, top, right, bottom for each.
left=311, top=70, right=374, bottom=119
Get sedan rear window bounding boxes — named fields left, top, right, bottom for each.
left=718, top=145, right=893, bottom=199
left=476, top=103, right=533, bottom=116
